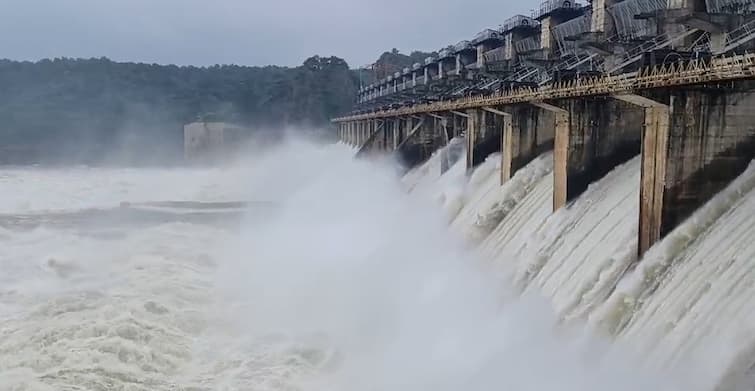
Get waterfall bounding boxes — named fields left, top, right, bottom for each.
left=1, top=138, right=753, bottom=390
left=411, top=142, right=755, bottom=390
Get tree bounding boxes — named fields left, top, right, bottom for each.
left=0, top=56, right=359, bottom=165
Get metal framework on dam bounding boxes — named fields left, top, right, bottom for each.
left=336, top=53, right=755, bottom=121
left=332, top=0, right=755, bottom=259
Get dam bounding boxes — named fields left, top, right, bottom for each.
left=331, top=0, right=755, bottom=389
left=334, top=0, right=755, bottom=257
left=2, top=0, right=755, bottom=389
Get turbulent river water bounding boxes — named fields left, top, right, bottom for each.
left=0, top=140, right=753, bottom=391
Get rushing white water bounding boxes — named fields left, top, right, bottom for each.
left=448, top=153, right=531, bottom=244
left=0, top=138, right=753, bottom=390
left=593, top=163, right=755, bottom=390
left=416, top=142, right=755, bottom=390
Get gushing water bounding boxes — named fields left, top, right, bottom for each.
left=0, top=139, right=752, bottom=391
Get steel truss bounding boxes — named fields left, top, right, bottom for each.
left=335, top=52, right=755, bottom=122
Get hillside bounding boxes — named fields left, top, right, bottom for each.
left=0, top=56, right=358, bottom=164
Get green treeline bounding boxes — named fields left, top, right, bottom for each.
left=0, top=56, right=358, bottom=164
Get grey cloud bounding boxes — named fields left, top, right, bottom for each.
left=0, top=0, right=535, bottom=67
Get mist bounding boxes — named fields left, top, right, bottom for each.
left=0, top=137, right=695, bottom=390
left=0, top=57, right=355, bottom=166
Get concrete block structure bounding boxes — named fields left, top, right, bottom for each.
left=184, top=122, right=249, bottom=163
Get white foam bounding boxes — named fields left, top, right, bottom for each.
left=3, top=137, right=753, bottom=391
left=590, top=162, right=755, bottom=390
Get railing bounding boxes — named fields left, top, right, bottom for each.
left=334, top=52, right=755, bottom=122
left=690, top=31, right=712, bottom=52
left=357, top=22, right=753, bottom=104
left=608, top=28, right=699, bottom=73
left=539, top=52, right=603, bottom=85
left=511, top=66, right=541, bottom=82
left=706, top=0, right=754, bottom=13
left=722, top=18, right=755, bottom=53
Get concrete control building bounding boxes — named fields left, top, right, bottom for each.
left=184, top=122, right=249, bottom=162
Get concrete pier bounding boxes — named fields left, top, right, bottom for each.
left=501, top=105, right=556, bottom=183
left=553, top=98, right=644, bottom=208
left=393, top=115, right=450, bottom=169
left=466, top=109, right=505, bottom=170
left=636, top=86, right=755, bottom=254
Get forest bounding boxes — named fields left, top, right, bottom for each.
left=0, top=48, right=433, bottom=164
left=0, top=56, right=358, bottom=164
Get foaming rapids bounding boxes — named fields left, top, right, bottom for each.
left=0, top=138, right=750, bottom=390
left=0, top=139, right=673, bottom=390
left=411, top=141, right=755, bottom=390
left=212, top=141, right=677, bottom=391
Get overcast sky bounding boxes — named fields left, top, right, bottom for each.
left=0, top=0, right=536, bottom=68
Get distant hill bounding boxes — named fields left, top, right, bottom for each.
left=0, top=56, right=358, bottom=165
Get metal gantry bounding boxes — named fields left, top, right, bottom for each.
left=337, top=52, right=755, bottom=122
left=355, top=0, right=755, bottom=108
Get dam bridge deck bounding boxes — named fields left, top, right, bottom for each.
left=334, top=52, right=755, bottom=122
left=334, top=51, right=755, bottom=259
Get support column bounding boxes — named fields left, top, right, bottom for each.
left=532, top=102, right=570, bottom=211
left=466, top=109, right=480, bottom=171
left=378, top=119, right=387, bottom=151
left=393, top=117, right=401, bottom=149
left=640, top=104, right=670, bottom=256
left=618, top=87, right=755, bottom=255
left=500, top=113, right=515, bottom=183
left=395, top=116, right=427, bottom=170
left=382, top=119, right=391, bottom=151
left=613, top=94, right=670, bottom=256
left=439, top=114, right=452, bottom=173
left=405, top=116, right=413, bottom=143
left=501, top=105, right=557, bottom=183
left=466, top=108, right=505, bottom=170
left=376, top=119, right=386, bottom=151
left=481, top=107, right=514, bottom=184
left=550, top=98, right=644, bottom=210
